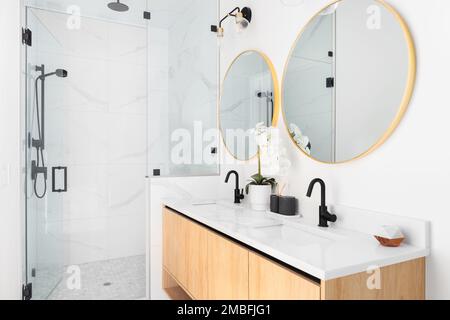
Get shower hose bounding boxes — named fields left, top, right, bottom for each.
left=33, top=78, right=47, bottom=199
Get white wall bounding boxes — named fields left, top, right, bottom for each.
left=0, top=0, right=23, bottom=300
left=219, top=0, right=450, bottom=299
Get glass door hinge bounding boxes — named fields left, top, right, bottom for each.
left=22, top=283, right=32, bottom=300
left=22, top=28, right=32, bottom=46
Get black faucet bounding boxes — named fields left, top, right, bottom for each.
left=225, top=170, right=245, bottom=204
left=306, top=178, right=337, bottom=228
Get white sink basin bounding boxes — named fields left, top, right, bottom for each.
left=190, top=202, right=347, bottom=245
left=193, top=203, right=282, bottom=228
left=247, top=224, right=342, bottom=248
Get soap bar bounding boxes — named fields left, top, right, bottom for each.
left=374, top=225, right=405, bottom=247
left=376, top=225, right=404, bottom=240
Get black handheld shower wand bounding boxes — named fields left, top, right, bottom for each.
left=31, top=64, right=68, bottom=199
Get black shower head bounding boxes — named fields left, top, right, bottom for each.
left=37, top=68, right=69, bottom=80
left=108, top=0, right=129, bottom=12
left=55, top=69, right=68, bottom=78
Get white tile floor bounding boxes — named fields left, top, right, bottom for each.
left=48, top=255, right=146, bottom=300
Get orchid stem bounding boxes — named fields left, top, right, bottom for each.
left=257, top=146, right=261, bottom=176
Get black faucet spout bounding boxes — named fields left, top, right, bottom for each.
left=306, top=178, right=326, bottom=207
left=225, top=170, right=244, bottom=204
left=306, top=178, right=337, bottom=228
left=225, top=170, right=240, bottom=190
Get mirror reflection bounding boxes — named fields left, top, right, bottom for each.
left=283, top=0, right=415, bottom=163
left=220, top=51, right=278, bottom=160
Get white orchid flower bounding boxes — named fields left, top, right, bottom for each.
left=289, top=123, right=311, bottom=154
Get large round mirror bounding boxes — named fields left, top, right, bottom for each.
left=220, top=51, right=279, bottom=161
left=282, top=0, right=415, bottom=163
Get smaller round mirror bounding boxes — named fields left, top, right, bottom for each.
left=220, top=51, right=279, bottom=161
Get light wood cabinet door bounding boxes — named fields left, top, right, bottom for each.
left=249, top=252, right=321, bottom=300
left=321, top=258, right=426, bottom=300
left=185, top=220, right=208, bottom=299
left=163, top=208, right=187, bottom=286
left=207, top=231, right=249, bottom=300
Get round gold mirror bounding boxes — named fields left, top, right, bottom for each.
left=282, top=0, right=416, bottom=163
left=220, top=50, right=280, bottom=161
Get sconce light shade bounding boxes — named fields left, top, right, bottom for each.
left=236, top=7, right=252, bottom=30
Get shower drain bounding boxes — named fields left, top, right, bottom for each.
left=103, top=282, right=112, bottom=287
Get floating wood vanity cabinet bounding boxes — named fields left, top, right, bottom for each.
left=162, top=207, right=426, bottom=300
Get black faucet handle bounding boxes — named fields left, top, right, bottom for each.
left=319, top=206, right=337, bottom=227
left=239, top=189, right=245, bottom=199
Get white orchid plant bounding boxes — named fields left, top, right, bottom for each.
left=245, top=123, right=284, bottom=194
left=289, top=123, right=311, bottom=155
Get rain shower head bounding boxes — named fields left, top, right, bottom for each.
left=108, top=0, right=129, bottom=12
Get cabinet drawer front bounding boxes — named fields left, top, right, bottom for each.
left=186, top=221, right=208, bottom=299
left=163, top=208, right=188, bottom=285
left=249, top=252, right=320, bottom=300
left=207, top=231, right=249, bottom=300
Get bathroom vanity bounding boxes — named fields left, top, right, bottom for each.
left=161, top=200, right=429, bottom=300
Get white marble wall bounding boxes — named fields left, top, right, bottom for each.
left=28, top=8, right=147, bottom=266
left=166, top=0, right=219, bottom=176
left=148, top=26, right=170, bottom=175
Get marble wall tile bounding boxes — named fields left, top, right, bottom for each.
left=147, top=0, right=219, bottom=177
left=108, top=62, right=147, bottom=115
left=107, top=113, right=147, bottom=166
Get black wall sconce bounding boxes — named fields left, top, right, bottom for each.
left=211, top=7, right=252, bottom=37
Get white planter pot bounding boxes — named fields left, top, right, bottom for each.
left=248, top=185, right=272, bottom=211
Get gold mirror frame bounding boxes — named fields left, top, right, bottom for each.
left=281, top=0, right=416, bottom=164
left=219, top=50, right=280, bottom=161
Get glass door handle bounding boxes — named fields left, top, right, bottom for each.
left=52, top=166, right=67, bottom=193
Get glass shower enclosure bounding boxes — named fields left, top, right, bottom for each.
left=24, top=1, right=149, bottom=300
left=23, top=0, right=219, bottom=300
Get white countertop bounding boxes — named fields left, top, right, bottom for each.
left=163, top=198, right=430, bottom=281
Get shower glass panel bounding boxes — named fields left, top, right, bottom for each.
left=284, top=13, right=335, bottom=162
left=25, top=2, right=148, bottom=300
left=147, top=0, right=220, bottom=177
left=25, top=8, right=65, bottom=300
